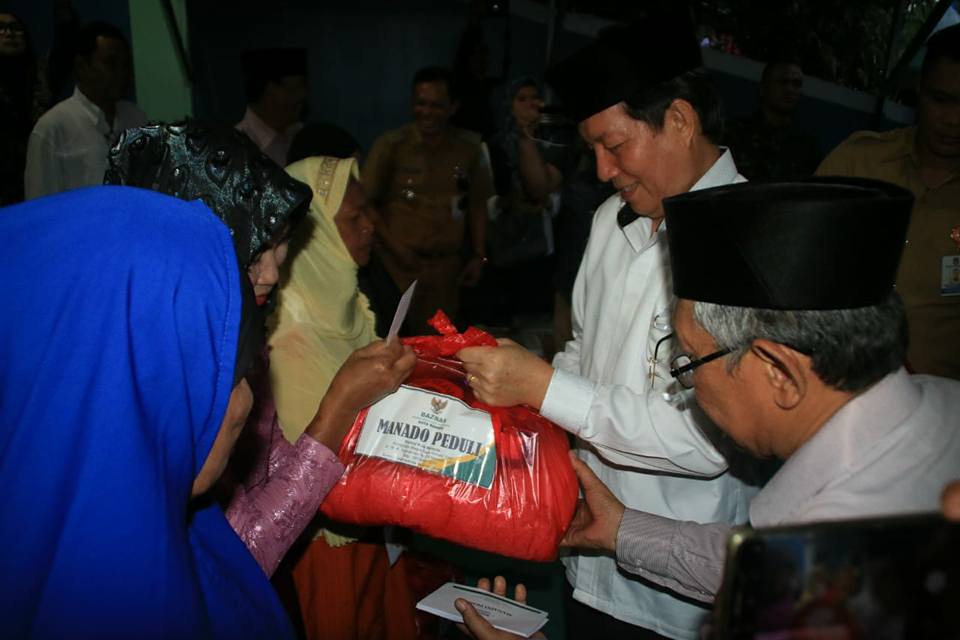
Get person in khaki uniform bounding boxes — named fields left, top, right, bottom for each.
left=816, top=24, right=960, bottom=380
left=362, top=66, right=492, bottom=333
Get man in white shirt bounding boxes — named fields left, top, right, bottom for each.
left=457, top=12, right=759, bottom=639
left=25, top=22, right=146, bottom=199
left=562, top=178, right=960, bottom=605
left=235, top=48, right=307, bottom=167
left=456, top=179, right=960, bottom=640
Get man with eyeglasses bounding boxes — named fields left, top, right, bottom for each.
left=560, top=178, right=960, bottom=605
left=458, top=11, right=760, bottom=640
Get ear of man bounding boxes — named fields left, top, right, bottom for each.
left=666, top=98, right=698, bottom=147
left=749, top=339, right=808, bottom=410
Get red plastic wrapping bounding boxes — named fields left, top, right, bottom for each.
left=321, top=312, right=579, bottom=561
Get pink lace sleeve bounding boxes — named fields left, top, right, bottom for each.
left=225, top=430, right=344, bottom=576
left=223, top=354, right=345, bottom=576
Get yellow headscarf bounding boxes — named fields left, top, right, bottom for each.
left=268, top=156, right=378, bottom=442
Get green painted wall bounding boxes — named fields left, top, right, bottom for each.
left=129, top=0, right=192, bottom=121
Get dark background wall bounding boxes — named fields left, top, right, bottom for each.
left=186, top=0, right=905, bottom=159
left=5, top=0, right=908, bottom=157
left=188, top=0, right=563, bottom=151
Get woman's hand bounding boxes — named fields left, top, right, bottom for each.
left=455, top=576, right=547, bottom=640
left=458, top=339, right=553, bottom=409
left=305, top=340, right=415, bottom=449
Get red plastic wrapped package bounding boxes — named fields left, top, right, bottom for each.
left=321, top=312, right=579, bottom=561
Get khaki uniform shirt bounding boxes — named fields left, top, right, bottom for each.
left=817, top=127, right=960, bottom=379
left=362, top=123, right=491, bottom=329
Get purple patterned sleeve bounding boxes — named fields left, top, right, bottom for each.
left=225, top=430, right=344, bottom=576
left=222, top=353, right=345, bottom=576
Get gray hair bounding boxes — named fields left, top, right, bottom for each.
left=692, top=292, right=907, bottom=392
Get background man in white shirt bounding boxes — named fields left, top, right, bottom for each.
left=458, top=11, right=759, bottom=640
left=235, top=47, right=307, bottom=167
left=25, top=21, right=146, bottom=199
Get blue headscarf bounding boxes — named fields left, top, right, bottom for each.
left=0, top=186, right=293, bottom=639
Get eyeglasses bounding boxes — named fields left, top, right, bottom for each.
left=648, top=332, right=675, bottom=383
left=670, top=348, right=731, bottom=389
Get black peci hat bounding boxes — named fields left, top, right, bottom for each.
left=664, top=178, right=914, bottom=310
left=241, top=47, right=308, bottom=101
left=545, top=9, right=702, bottom=123
left=241, top=47, right=308, bottom=81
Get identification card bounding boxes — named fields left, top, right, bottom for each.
left=355, top=385, right=496, bottom=489
left=941, top=255, right=960, bottom=296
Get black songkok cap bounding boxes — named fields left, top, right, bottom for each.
left=241, top=47, right=308, bottom=85
left=105, top=121, right=312, bottom=268
left=664, top=178, right=914, bottom=310
left=545, top=9, right=702, bottom=123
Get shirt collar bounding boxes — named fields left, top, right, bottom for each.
left=72, top=86, right=111, bottom=133
left=690, top=147, right=740, bottom=192
left=889, top=126, right=919, bottom=167
left=749, top=368, right=920, bottom=527
left=620, top=148, right=740, bottom=252
left=239, top=107, right=279, bottom=150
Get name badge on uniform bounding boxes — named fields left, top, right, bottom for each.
left=942, top=255, right=960, bottom=296
left=944, top=227, right=960, bottom=297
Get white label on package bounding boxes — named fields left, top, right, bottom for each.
left=356, top=385, right=496, bottom=490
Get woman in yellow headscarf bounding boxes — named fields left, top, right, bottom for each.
left=269, top=155, right=417, bottom=640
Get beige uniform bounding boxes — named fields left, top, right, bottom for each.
left=817, top=127, right=960, bottom=380
left=362, top=123, right=491, bottom=332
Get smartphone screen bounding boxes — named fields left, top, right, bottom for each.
left=714, top=514, right=960, bottom=639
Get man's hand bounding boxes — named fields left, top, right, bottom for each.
left=305, top=340, right=415, bottom=449
left=560, top=452, right=626, bottom=553
left=458, top=339, right=553, bottom=409
left=459, top=255, right=486, bottom=287
left=455, top=577, right=547, bottom=640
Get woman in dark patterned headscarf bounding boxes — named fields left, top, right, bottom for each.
left=106, top=121, right=416, bottom=578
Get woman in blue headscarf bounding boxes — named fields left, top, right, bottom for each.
left=0, top=185, right=292, bottom=638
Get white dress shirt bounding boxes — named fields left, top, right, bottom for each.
left=235, top=107, right=302, bottom=167
left=615, top=368, right=960, bottom=603
left=541, top=150, right=758, bottom=638
left=24, top=88, right=147, bottom=200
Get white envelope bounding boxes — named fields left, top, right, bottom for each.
left=416, top=582, right=548, bottom=638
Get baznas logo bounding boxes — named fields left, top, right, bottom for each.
left=431, top=397, right=448, bottom=414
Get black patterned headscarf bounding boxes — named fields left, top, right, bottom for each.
left=104, top=121, right=312, bottom=267
left=105, top=121, right=313, bottom=385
